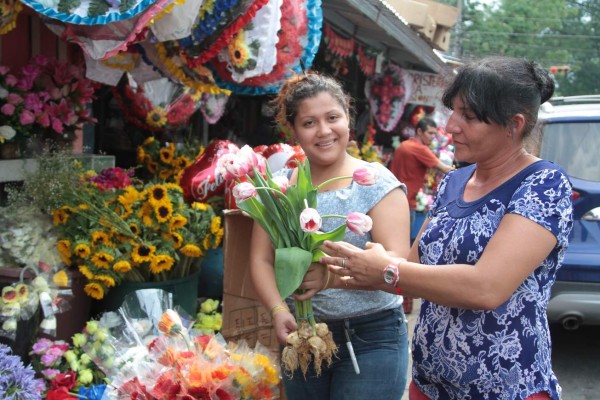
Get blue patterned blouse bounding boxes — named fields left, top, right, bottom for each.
left=413, top=160, right=573, bottom=399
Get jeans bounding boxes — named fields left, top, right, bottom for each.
left=283, top=307, right=409, bottom=400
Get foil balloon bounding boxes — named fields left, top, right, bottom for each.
left=180, top=140, right=239, bottom=203
left=286, top=144, right=306, bottom=168
left=261, top=143, right=296, bottom=173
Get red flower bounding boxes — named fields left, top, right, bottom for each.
left=119, top=377, right=151, bottom=400
left=50, top=371, right=77, bottom=390
left=187, top=386, right=211, bottom=399
left=216, top=388, right=234, bottom=400
left=152, top=372, right=182, bottom=398
left=46, top=386, right=77, bottom=400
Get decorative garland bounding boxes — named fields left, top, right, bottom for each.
left=357, top=44, right=376, bottom=77
left=0, top=0, right=22, bottom=35
left=324, top=23, right=354, bottom=58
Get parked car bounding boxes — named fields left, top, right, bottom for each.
left=533, top=95, right=600, bottom=330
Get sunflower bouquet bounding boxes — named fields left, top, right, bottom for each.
left=52, top=166, right=224, bottom=301
left=136, top=136, right=204, bottom=183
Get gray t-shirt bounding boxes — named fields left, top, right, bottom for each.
left=282, top=161, right=406, bottom=320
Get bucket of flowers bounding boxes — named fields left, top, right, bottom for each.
left=51, top=165, right=224, bottom=315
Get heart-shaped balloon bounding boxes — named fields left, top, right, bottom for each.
left=180, top=140, right=240, bottom=203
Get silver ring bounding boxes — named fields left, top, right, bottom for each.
left=341, top=258, right=346, bottom=268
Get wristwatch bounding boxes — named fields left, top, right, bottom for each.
left=383, top=263, right=400, bottom=287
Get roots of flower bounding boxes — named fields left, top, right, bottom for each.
left=283, top=321, right=338, bottom=377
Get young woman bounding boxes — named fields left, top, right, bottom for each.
left=249, top=73, right=411, bottom=399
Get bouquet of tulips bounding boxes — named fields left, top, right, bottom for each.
left=219, top=145, right=376, bottom=376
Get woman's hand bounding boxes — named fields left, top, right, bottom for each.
left=320, top=240, right=392, bottom=288
left=272, top=310, right=297, bottom=345
left=295, top=262, right=328, bottom=301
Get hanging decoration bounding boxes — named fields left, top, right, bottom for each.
left=216, top=0, right=282, bottom=83
left=323, top=23, right=354, bottom=58
left=208, top=0, right=323, bottom=95
left=0, top=0, right=22, bottom=35
left=365, top=63, right=413, bottom=132
left=357, top=44, right=377, bottom=77
left=84, top=52, right=162, bottom=86
left=149, top=0, right=204, bottom=41
left=199, top=91, right=230, bottom=124
left=112, top=74, right=202, bottom=132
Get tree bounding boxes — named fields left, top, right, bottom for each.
left=457, top=0, right=600, bottom=95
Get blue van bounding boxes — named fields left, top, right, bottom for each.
left=535, top=96, right=600, bottom=329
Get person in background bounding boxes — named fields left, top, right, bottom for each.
left=390, top=117, right=453, bottom=232
left=249, top=73, right=411, bottom=399
left=305, top=56, right=573, bottom=399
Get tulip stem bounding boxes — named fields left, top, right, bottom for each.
left=316, top=175, right=353, bottom=192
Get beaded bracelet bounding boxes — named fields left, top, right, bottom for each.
left=270, top=304, right=289, bottom=318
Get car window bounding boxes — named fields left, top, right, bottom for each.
left=539, top=121, right=600, bottom=182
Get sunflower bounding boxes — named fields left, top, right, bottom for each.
left=118, top=186, right=140, bottom=207
left=192, top=202, right=208, bottom=211
left=91, top=251, right=115, bottom=269
left=57, top=240, right=72, bottom=266
left=148, top=184, right=169, bottom=207
left=79, top=265, right=94, bottom=280
left=113, top=260, right=132, bottom=273
left=84, top=282, right=105, bottom=300
left=129, top=222, right=141, bottom=236
left=52, top=206, right=73, bottom=225
left=158, top=168, right=174, bottom=181
left=94, top=274, right=116, bottom=288
left=146, top=107, right=168, bottom=128
left=169, top=232, right=183, bottom=249
left=53, top=270, right=69, bottom=287
left=159, top=143, right=175, bottom=164
left=132, top=243, right=156, bottom=263
left=91, top=231, right=112, bottom=247
left=228, top=30, right=251, bottom=69
left=170, top=214, right=188, bottom=230
left=210, top=216, right=221, bottom=235
left=139, top=202, right=155, bottom=227
left=155, top=202, right=174, bottom=223
left=74, top=242, right=92, bottom=259
left=180, top=244, right=203, bottom=257
left=147, top=161, right=158, bottom=174
left=150, top=254, right=175, bottom=274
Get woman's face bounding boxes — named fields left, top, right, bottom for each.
left=445, top=96, right=508, bottom=164
left=292, top=91, right=350, bottom=167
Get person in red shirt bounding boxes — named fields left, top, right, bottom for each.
left=390, top=117, right=453, bottom=233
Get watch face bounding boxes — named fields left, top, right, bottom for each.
left=384, top=266, right=396, bottom=285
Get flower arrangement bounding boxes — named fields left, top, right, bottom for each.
left=29, top=336, right=107, bottom=399
left=220, top=145, right=376, bottom=376
left=366, top=63, right=409, bottom=132
left=136, top=136, right=203, bottom=183
left=52, top=166, right=224, bottom=300
left=0, top=55, right=96, bottom=145
left=193, top=298, right=222, bottom=333
left=0, top=343, right=44, bottom=399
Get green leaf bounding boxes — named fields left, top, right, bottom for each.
left=87, top=0, right=109, bottom=17
left=119, top=0, right=137, bottom=13
left=274, top=247, right=313, bottom=299
left=309, top=224, right=347, bottom=251
left=57, top=0, right=81, bottom=13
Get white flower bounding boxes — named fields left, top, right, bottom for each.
left=0, top=87, right=8, bottom=98
left=0, top=125, right=16, bottom=141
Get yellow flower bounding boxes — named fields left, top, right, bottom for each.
left=91, top=231, right=112, bottom=247
left=192, top=202, right=208, bottom=211
left=79, top=265, right=94, bottom=280
left=203, top=235, right=211, bottom=250
left=169, top=232, right=183, bottom=249
left=146, top=107, right=167, bottom=128
left=113, top=260, right=132, bottom=273
left=74, top=242, right=92, bottom=259
left=57, top=240, right=72, bottom=266
left=180, top=244, right=203, bottom=257
left=53, top=207, right=72, bottom=225
left=143, top=136, right=156, bottom=146
left=140, top=202, right=155, bottom=227
left=158, top=168, right=174, bottom=181
left=147, top=184, right=169, bottom=207
left=147, top=161, right=158, bottom=174
left=159, top=143, right=175, bottom=164
left=118, top=186, right=139, bottom=207
left=154, top=202, right=173, bottom=223
left=84, top=283, right=104, bottom=300
left=158, top=309, right=183, bottom=335
left=174, top=156, right=190, bottom=170
left=210, top=216, right=221, bottom=235
left=170, top=214, right=187, bottom=230
left=95, top=274, right=116, bottom=288
left=214, top=228, right=224, bottom=247
left=129, top=222, right=140, bottom=236
left=150, top=254, right=175, bottom=274
left=53, top=270, right=69, bottom=287
left=136, top=146, right=146, bottom=164
left=91, top=251, right=114, bottom=269
left=229, top=30, right=251, bottom=68
left=132, top=243, right=156, bottom=263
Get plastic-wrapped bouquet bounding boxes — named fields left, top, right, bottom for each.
left=84, top=289, right=280, bottom=399
left=220, top=145, right=376, bottom=376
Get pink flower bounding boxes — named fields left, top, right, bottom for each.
left=32, top=338, right=53, bottom=354
left=36, top=112, right=50, bottom=127
left=300, top=208, right=322, bottom=233
left=346, top=212, right=373, bottom=235
left=5, top=74, right=17, bottom=86
left=217, top=153, right=251, bottom=180
left=1, top=103, right=15, bottom=116
left=19, top=109, right=35, bottom=125
left=7, top=93, right=22, bottom=105
left=352, top=166, right=378, bottom=186
left=232, top=182, right=257, bottom=203
left=272, top=175, right=290, bottom=194
left=0, top=65, right=9, bottom=75
left=24, top=93, right=45, bottom=114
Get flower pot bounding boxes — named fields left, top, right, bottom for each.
left=91, top=269, right=202, bottom=317
left=198, top=247, right=224, bottom=299
left=0, top=142, right=21, bottom=159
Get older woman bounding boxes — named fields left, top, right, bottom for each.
left=311, top=56, right=574, bottom=399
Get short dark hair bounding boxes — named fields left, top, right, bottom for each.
left=442, top=56, right=555, bottom=137
left=416, top=117, right=437, bottom=133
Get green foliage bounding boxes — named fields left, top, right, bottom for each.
left=458, top=0, right=600, bottom=95
left=119, top=0, right=137, bottom=13
left=57, top=0, right=81, bottom=13
left=87, top=0, right=109, bottom=17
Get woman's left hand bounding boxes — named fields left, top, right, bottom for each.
left=294, top=262, right=327, bottom=300
left=320, top=240, right=392, bottom=288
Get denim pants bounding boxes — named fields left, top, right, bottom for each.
left=283, top=307, right=409, bottom=400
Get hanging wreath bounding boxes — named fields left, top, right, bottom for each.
left=357, top=44, right=376, bottom=77
left=365, top=63, right=413, bottom=132
left=0, top=0, right=22, bottom=35
left=324, top=24, right=354, bottom=58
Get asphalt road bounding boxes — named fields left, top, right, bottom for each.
left=402, top=299, right=600, bottom=400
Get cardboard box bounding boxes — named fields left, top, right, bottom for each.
left=386, top=0, right=431, bottom=29
left=221, top=210, right=286, bottom=399
left=417, top=15, right=437, bottom=42
left=414, top=0, right=459, bottom=28
left=433, top=26, right=451, bottom=51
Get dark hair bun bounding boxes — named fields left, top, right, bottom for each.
left=530, top=61, right=555, bottom=103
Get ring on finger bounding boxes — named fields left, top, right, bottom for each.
left=341, top=258, right=346, bottom=268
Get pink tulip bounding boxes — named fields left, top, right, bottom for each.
left=232, top=182, right=257, bottom=203
left=272, top=175, right=290, bottom=194
left=19, top=109, right=35, bottom=125
left=300, top=208, right=322, bottom=233
left=217, top=153, right=252, bottom=180
left=346, top=212, right=373, bottom=235
left=1, top=103, right=15, bottom=116
left=353, top=166, right=378, bottom=186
